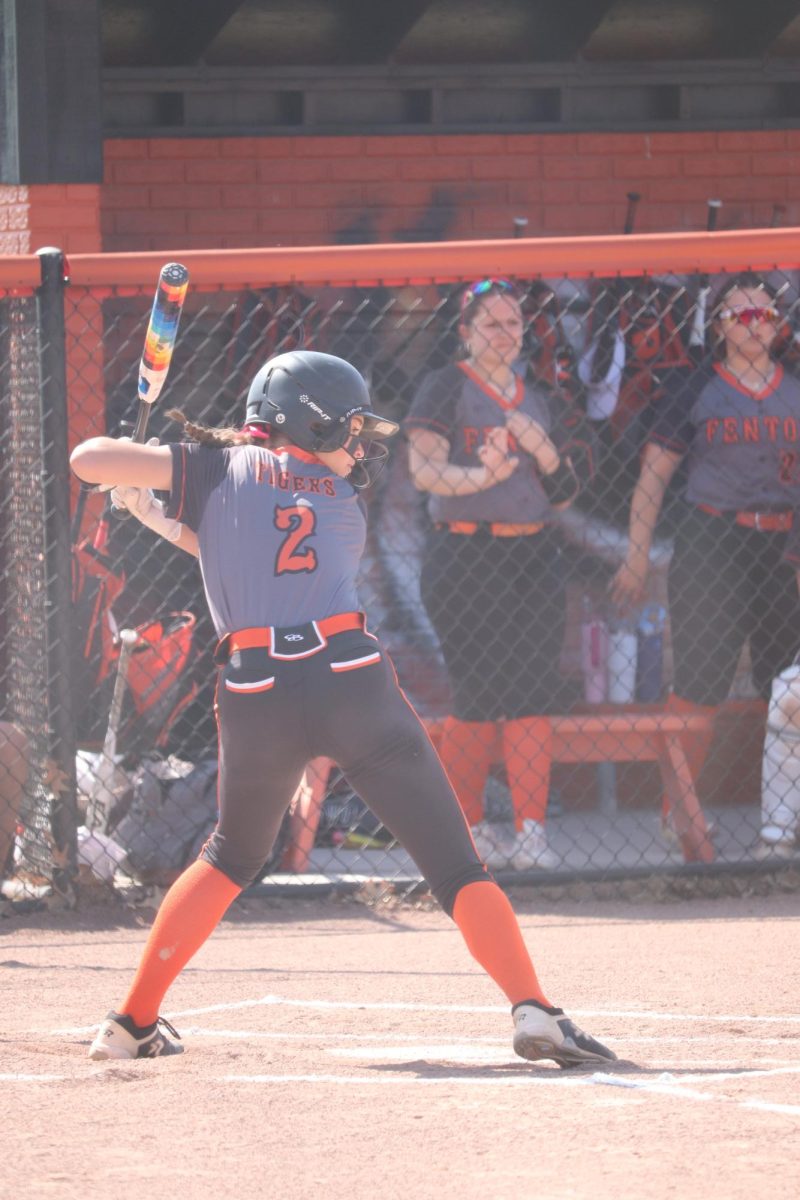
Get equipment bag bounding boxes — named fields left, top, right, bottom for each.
left=113, top=756, right=219, bottom=884
left=114, top=755, right=290, bottom=885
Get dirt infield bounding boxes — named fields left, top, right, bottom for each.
left=2, top=888, right=799, bottom=1200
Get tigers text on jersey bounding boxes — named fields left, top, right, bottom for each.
left=165, top=442, right=366, bottom=636
left=404, top=362, right=555, bottom=525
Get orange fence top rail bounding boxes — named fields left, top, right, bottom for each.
left=0, top=256, right=40, bottom=289
left=0, top=227, right=798, bottom=290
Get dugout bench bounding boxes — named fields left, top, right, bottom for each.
left=282, top=706, right=719, bottom=871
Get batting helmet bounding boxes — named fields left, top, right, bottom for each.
left=245, top=350, right=398, bottom=451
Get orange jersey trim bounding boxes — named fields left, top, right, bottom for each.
left=714, top=361, right=784, bottom=401
left=457, top=361, right=525, bottom=412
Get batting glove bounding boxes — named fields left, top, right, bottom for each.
left=109, top=485, right=183, bottom=543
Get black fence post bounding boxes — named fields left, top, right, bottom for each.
left=36, top=247, right=79, bottom=900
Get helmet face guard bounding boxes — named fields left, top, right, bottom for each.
left=346, top=440, right=390, bottom=490
left=245, top=350, right=398, bottom=487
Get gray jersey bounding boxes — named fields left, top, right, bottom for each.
left=165, top=442, right=366, bottom=636
left=404, top=362, right=555, bottom=524
left=650, top=362, right=800, bottom=564
left=650, top=363, right=800, bottom=512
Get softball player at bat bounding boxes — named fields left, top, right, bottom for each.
left=406, top=279, right=580, bottom=872
left=70, top=350, right=615, bottom=1067
left=611, top=274, right=800, bottom=854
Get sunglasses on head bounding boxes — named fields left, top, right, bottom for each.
left=718, top=305, right=779, bottom=326
left=460, top=278, right=517, bottom=311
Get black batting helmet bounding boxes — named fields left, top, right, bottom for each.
left=245, top=350, right=398, bottom=453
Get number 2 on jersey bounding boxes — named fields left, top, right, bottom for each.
left=274, top=503, right=318, bottom=574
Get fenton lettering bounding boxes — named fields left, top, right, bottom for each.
left=463, top=425, right=521, bottom=456
left=705, top=415, right=800, bottom=445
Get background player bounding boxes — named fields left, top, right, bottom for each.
left=406, top=279, right=580, bottom=870
left=70, top=349, right=616, bottom=1068
left=611, top=274, right=800, bottom=855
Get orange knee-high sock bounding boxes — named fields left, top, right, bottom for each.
left=660, top=692, right=717, bottom=821
left=437, top=716, right=498, bottom=826
left=452, top=880, right=551, bottom=1007
left=502, top=716, right=553, bottom=830
left=120, top=859, right=242, bottom=1027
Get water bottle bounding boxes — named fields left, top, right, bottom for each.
left=581, top=596, right=608, bottom=704
left=635, top=605, right=666, bottom=702
left=607, top=617, right=638, bottom=704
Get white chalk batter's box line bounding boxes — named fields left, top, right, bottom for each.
left=218, top=1074, right=800, bottom=1116
left=12, top=1066, right=799, bottom=1121
left=47, top=1021, right=800, bottom=1069
left=50, top=996, right=800, bottom=1086
left=169, top=1029, right=800, bottom=1071
left=27, top=992, right=800, bottom=1117
left=55, top=992, right=800, bottom=1030
left=133, top=1027, right=800, bottom=1047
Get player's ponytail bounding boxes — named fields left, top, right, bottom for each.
left=166, top=408, right=254, bottom=447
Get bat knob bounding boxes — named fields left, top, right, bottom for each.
left=161, top=263, right=190, bottom=286
left=119, top=629, right=139, bottom=648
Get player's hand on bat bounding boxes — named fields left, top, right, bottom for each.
left=109, top=482, right=186, bottom=546
left=478, top=426, right=519, bottom=484
left=117, top=435, right=160, bottom=447
left=109, top=484, right=157, bottom=518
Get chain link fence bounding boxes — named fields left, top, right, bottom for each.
left=2, top=236, right=800, bottom=912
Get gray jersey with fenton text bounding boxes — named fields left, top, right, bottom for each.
left=650, top=362, right=800, bottom=511
left=404, top=362, right=555, bottom=525
left=649, top=362, right=800, bottom=562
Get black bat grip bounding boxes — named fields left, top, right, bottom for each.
left=624, top=192, right=641, bottom=235
left=706, top=199, right=722, bottom=233
left=698, top=201, right=722, bottom=288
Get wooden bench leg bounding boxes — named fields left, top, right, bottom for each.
left=661, top=733, right=715, bottom=863
left=281, top=756, right=334, bottom=872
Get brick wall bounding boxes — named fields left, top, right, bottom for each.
left=0, top=186, right=30, bottom=253
left=0, top=185, right=102, bottom=254
left=101, top=130, right=800, bottom=251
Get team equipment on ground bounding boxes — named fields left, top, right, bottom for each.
left=84, top=628, right=138, bottom=835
